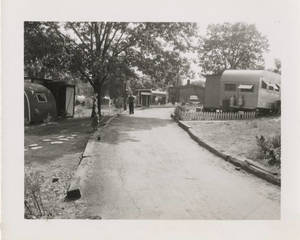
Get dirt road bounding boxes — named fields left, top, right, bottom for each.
left=80, top=108, right=280, bottom=219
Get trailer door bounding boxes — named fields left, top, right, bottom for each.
left=65, top=86, right=75, bottom=117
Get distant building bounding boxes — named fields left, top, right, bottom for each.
left=135, top=89, right=167, bottom=107
left=168, top=80, right=205, bottom=104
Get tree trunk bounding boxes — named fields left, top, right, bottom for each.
left=123, top=95, right=127, bottom=110
left=91, top=97, right=96, bottom=118
left=97, top=89, right=102, bottom=117
left=123, top=80, right=127, bottom=110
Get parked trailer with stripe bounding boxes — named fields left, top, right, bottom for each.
left=204, top=70, right=281, bottom=112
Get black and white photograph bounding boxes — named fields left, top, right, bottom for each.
left=2, top=0, right=300, bottom=239
left=23, top=21, right=281, bottom=219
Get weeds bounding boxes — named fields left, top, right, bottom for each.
left=24, top=167, right=65, bottom=219
left=256, top=135, right=281, bottom=166
left=24, top=170, right=51, bottom=218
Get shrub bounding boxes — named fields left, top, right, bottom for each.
left=271, top=135, right=281, bottom=148
left=256, top=135, right=281, bottom=166
left=174, top=105, right=187, bottom=120
left=114, top=97, right=124, bottom=109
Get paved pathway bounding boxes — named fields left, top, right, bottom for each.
left=81, top=108, right=280, bottom=219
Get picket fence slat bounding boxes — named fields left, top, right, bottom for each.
left=179, top=109, right=256, bottom=121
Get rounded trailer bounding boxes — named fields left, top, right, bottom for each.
left=204, top=70, right=281, bottom=112
left=24, top=82, right=57, bottom=124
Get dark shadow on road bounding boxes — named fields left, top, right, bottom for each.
left=101, top=115, right=173, bottom=145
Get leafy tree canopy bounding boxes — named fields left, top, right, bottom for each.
left=198, top=22, right=269, bottom=74
left=25, top=22, right=198, bottom=115
left=273, top=58, right=281, bottom=75
left=24, top=22, right=72, bottom=80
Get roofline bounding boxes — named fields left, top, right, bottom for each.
left=203, top=69, right=281, bottom=77
left=202, top=73, right=222, bottom=77
left=168, top=85, right=204, bottom=89
left=25, top=77, right=75, bottom=87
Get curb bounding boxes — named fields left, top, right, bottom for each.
left=66, top=114, right=120, bottom=200
left=171, top=114, right=280, bottom=186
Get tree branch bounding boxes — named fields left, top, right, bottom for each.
left=78, top=67, right=95, bottom=89
left=101, top=23, right=114, bottom=61
left=69, top=23, right=90, bottom=51
left=98, top=22, right=109, bottom=56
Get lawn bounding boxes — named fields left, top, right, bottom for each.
left=25, top=118, right=93, bottom=164
left=186, top=117, right=281, bottom=173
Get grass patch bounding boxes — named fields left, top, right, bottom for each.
left=25, top=117, right=93, bottom=164
left=187, top=117, right=281, bottom=174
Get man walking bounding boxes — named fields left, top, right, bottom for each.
left=128, top=94, right=135, bottom=114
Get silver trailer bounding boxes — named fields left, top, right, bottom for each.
left=204, top=70, right=281, bottom=111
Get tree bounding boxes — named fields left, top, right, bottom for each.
left=24, top=22, right=71, bottom=80
left=198, top=22, right=269, bottom=74
left=273, top=58, right=281, bottom=74
left=46, top=22, right=198, bottom=116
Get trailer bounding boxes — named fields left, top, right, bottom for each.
left=204, top=70, right=281, bottom=112
left=24, top=82, right=57, bottom=124
left=26, top=77, right=76, bottom=117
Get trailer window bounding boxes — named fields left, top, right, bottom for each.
left=261, top=81, right=267, bottom=89
left=36, top=93, right=48, bottom=103
left=224, top=84, right=236, bottom=91
left=238, top=84, right=254, bottom=92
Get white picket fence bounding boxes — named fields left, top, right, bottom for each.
left=178, top=110, right=256, bottom=121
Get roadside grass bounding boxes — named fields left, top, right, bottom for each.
left=24, top=114, right=111, bottom=218
left=186, top=117, right=281, bottom=174
left=25, top=118, right=93, bottom=164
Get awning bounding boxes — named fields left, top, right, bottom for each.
left=274, top=84, right=280, bottom=90
left=151, top=90, right=167, bottom=95
left=189, top=95, right=199, bottom=100
left=238, top=84, right=253, bottom=90
left=141, top=92, right=151, bottom=96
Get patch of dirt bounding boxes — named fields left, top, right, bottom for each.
left=186, top=117, right=281, bottom=174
